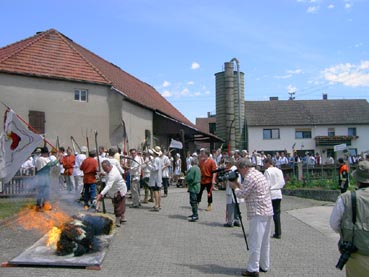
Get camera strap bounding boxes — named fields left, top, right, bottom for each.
left=351, top=191, right=357, bottom=225
left=350, top=190, right=357, bottom=247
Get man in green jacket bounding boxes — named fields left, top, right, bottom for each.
left=185, top=157, right=201, bottom=222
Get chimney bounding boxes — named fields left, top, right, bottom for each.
left=270, top=96, right=279, bottom=101
left=323, top=93, right=328, bottom=100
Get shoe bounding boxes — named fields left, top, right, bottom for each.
left=43, top=202, right=52, bottom=211
left=115, top=218, right=121, bottom=227
left=130, top=204, right=140, bottom=208
left=142, top=199, right=149, bottom=204
left=35, top=206, right=43, bottom=212
left=188, top=216, right=199, bottom=222
left=188, top=214, right=194, bottom=219
left=259, top=267, right=268, bottom=273
left=223, top=223, right=233, bottom=227
left=84, top=205, right=89, bottom=210
left=120, top=217, right=127, bottom=223
left=150, top=207, right=160, bottom=212
left=233, top=221, right=241, bottom=227
left=148, top=198, right=154, bottom=202
left=241, top=271, right=259, bottom=276
left=272, top=234, right=281, bottom=239
left=205, top=204, right=212, bottom=211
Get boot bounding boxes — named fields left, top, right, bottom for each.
left=115, top=217, right=121, bottom=227
left=206, top=204, right=212, bottom=211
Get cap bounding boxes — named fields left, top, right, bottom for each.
left=352, top=160, right=369, bottom=184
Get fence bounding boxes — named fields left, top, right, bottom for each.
left=281, top=162, right=357, bottom=189
left=0, top=174, right=37, bottom=197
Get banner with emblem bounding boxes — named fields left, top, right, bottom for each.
left=0, top=109, right=43, bottom=183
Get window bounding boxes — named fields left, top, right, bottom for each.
left=328, top=128, right=335, bottom=137
left=295, top=128, right=311, bottom=139
left=263, top=128, right=280, bottom=139
left=348, top=127, right=357, bottom=136
left=74, top=89, right=88, bottom=102
left=29, top=110, right=45, bottom=134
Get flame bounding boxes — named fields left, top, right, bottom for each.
left=46, top=226, right=62, bottom=249
left=15, top=203, right=71, bottom=245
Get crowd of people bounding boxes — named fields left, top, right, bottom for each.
left=17, top=143, right=369, bottom=276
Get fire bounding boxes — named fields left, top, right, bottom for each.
left=46, top=226, right=62, bottom=249
left=15, top=203, right=71, bottom=244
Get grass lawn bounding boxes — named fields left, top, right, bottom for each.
left=0, top=197, right=34, bottom=220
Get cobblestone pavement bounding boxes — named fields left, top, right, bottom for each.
left=0, top=187, right=345, bottom=277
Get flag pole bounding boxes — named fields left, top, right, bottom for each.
left=0, top=100, right=56, bottom=149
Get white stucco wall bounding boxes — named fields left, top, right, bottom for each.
left=122, top=100, right=152, bottom=151
left=0, top=74, right=153, bottom=151
left=248, top=125, right=369, bottom=156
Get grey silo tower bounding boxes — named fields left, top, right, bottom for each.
left=215, top=58, right=246, bottom=151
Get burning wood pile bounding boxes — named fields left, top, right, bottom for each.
left=50, top=214, right=114, bottom=257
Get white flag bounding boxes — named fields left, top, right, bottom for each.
left=169, top=138, right=183, bottom=149
left=0, top=109, right=43, bottom=183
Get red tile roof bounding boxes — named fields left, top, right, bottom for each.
left=0, top=29, right=194, bottom=127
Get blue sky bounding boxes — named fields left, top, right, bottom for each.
left=1, top=0, right=368, bottom=123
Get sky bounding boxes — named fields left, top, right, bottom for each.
left=1, top=0, right=369, bottom=124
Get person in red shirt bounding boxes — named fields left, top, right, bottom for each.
left=61, top=147, right=76, bottom=192
left=338, top=157, right=349, bottom=193
left=197, top=148, right=217, bottom=211
left=80, top=150, right=99, bottom=210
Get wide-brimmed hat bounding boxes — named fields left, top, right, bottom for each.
left=152, top=146, right=162, bottom=156
left=352, top=160, right=369, bottom=184
left=80, top=146, right=88, bottom=153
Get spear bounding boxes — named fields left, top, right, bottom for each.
left=94, top=130, right=106, bottom=213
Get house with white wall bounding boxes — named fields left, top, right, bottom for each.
left=0, top=29, right=221, bottom=154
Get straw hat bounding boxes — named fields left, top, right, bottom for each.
left=152, top=146, right=162, bottom=156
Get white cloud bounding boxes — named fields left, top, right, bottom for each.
left=287, top=69, right=303, bottom=75
left=187, top=81, right=194, bottom=85
left=162, top=80, right=170, bottom=87
left=162, top=90, right=172, bottom=97
left=274, top=68, right=303, bottom=79
left=287, top=85, right=297, bottom=93
left=307, top=5, right=319, bottom=13
left=322, top=61, right=369, bottom=87
left=191, top=62, right=200, bottom=70
left=354, top=43, right=363, bottom=48
left=345, top=3, right=352, bottom=9
left=180, top=88, right=190, bottom=96
left=328, top=4, right=334, bottom=9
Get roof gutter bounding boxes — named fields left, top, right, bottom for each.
left=110, top=86, right=128, bottom=98
left=155, top=111, right=224, bottom=142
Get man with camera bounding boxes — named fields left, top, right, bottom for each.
left=229, top=158, right=273, bottom=277
left=330, top=160, right=369, bottom=276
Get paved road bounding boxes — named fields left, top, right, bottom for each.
left=0, top=187, right=345, bottom=277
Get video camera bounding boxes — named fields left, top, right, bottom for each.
left=212, top=167, right=239, bottom=182
left=336, top=241, right=358, bottom=270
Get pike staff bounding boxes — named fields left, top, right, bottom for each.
left=94, top=130, right=106, bottom=213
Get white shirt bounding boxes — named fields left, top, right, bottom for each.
left=162, top=154, right=171, bottom=178
left=73, top=153, right=86, bottom=176
left=101, top=165, right=127, bottom=197
left=264, top=166, right=285, bottom=199
left=329, top=196, right=345, bottom=233
left=148, top=156, right=163, bottom=187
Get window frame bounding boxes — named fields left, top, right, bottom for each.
left=74, top=89, right=88, bottom=102
left=295, top=128, right=312, bottom=139
left=263, top=128, right=280, bottom=140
